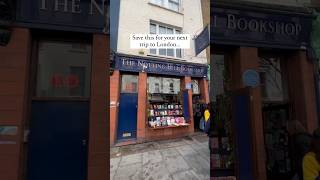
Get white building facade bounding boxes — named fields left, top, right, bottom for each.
left=110, top=0, right=210, bottom=145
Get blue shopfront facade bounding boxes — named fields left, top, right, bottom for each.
left=110, top=53, right=209, bottom=144
left=209, top=1, right=317, bottom=180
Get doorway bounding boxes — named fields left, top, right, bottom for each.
left=27, top=40, right=92, bottom=180
left=117, top=74, right=138, bottom=141
left=259, top=53, right=294, bottom=180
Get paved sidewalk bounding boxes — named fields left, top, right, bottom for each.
left=110, top=133, right=210, bottom=180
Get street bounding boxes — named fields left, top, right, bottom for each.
left=110, top=133, right=210, bottom=180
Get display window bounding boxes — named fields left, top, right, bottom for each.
left=191, top=79, right=200, bottom=94
left=121, top=75, right=138, bottom=93
left=258, top=56, right=288, bottom=102
left=36, top=41, right=92, bottom=98
left=147, top=76, right=189, bottom=129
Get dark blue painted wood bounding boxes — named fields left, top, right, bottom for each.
left=234, top=95, right=254, bottom=180
left=195, top=26, right=210, bottom=56
left=211, top=7, right=312, bottom=49
left=27, top=101, right=89, bottom=180
left=115, top=53, right=208, bottom=78
left=183, top=90, right=190, bottom=122
left=117, top=93, right=138, bottom=141
left=16, top=0, right=105, bottom=33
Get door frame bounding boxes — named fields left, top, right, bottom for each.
left=24, top=30, right=93, bottom=179
left=116, top=73, right=139, bottom=142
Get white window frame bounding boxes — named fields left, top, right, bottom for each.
left=149, top=22, right=183, bottom=59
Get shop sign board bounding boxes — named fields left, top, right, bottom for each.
left=195, top=25, right=210, bottom=56
left=243, top=69, right=260, bottom=87
left=211, top=7, right=312, bottom=49
left=16, top=0, right=106, bottom=33
left=115, top=54, right=208, bottom=78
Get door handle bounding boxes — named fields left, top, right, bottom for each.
left=82, top=140, right=87, bottom=146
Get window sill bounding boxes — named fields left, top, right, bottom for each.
left=148, top=2, right=184, bottom=15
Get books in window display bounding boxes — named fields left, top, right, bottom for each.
left=210, top=136, right=235, bottom=177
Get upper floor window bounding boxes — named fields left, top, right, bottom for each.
left=150, top=0, right=181, bottom=12
left=150, top=23, right=182, bottom=58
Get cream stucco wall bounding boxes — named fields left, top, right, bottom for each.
left=116, top=0, right=207, bottom=64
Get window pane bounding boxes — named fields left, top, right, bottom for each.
left=151, top=0, right=163, bottom=6
left=150, top=49, right=157, bottom=54
left=148, top=77, right=180, bottom=94
left=150, top=24, right=156, bottom=34
left=148, top=77, right=162, bottom=93
left=176, top=49, right=182, bottom=58
left=167, top=28, right=173, bottom=34
left=36, top=41, right=91, bottom=97
left=159, top=49, right=166, bottom=55
left=168, top=1, right=179, bottom=11
left=192, top=80, right=200, bottom=94
left=259, top=57, right=285, bottom=101
left=167, top=49, right=174, bottom=56
left=211, top=54, right=225, bottom=102
left=159, top=26, right=166, bottom=34
left=121, top=75, right=138, bottom=93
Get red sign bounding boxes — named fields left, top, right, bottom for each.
left=51, top=74, right=80, bottom=88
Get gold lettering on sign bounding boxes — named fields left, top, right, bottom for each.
left=39, top=0, right=105, bottom=15
left=40, top=0, right=47, bottom=10
left=90, top=0, right=104, bottom=15
left=72, top=0, right=81, bottom=13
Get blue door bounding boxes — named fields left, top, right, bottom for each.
left=27, top=101, right=89, bottom=180
left=233, top=93, right=254, bottom=180
left=117, top=93, right=138, bottom=141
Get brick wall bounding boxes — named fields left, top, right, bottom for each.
left=109, top=70, right=120, bottom=145
left=87, top=34, right=109, bottom=180
left=0, top=28, right=31, bottom=180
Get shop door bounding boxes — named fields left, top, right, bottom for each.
left=27, top=101, right=89, bottom=180
left=232, top=89, right=254, bottom=180
left=117, top=75, right=138, bottom=141
left=27, top=40, right=92, bottom=180
left=117, top=93, right=138, bottom=140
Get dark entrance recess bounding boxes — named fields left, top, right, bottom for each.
left=27, top=101, right=89, bottom=180
left=262, top=104, right=294, bottom=180
left=27, top=38, right=92, bottom=180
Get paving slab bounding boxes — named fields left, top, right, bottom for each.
left=183, top=154, right=210, bottom=179
left=111, top=134, right=209, bottom=180
left=143, top=161, right=173, bottom=180
left=160, top=147, right=180, bottom=159
left=119, top=153, right=142, bottom=167
left=114, top=163, right=142, bottom=180
left=164, top=155, right=190, bottom=174
left=172, top=170, right=201, bottom=180
left=110, top=157, right=121, bottom=172
left=176, top=145, right=197, bottom=156
left=142, top=150, right=163, bottom=165
left=110, top=170, right=116, bottom=180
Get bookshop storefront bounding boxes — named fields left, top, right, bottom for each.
left=0, top=1, right=108, bottom=180
left=210, top=1, right=318, bottom=180
left=110, top=53, right=209, bottom=145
